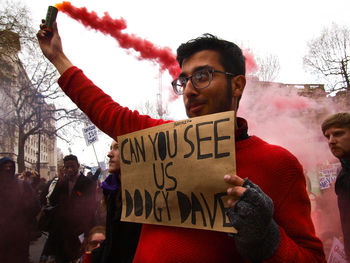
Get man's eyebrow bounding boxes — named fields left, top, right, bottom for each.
left=334, top=130, right=345, bottom=135
left=179, top=65, right=212, bottom=77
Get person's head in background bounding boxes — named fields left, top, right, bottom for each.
left=107, top=140, right=120, bottom=175
left=63, top=154, right=80, bottom=180
left=82, top=225, right=106, bottom=253
left=0, top=157, right=16, bottom=182
left=322, top=112, right=350, bottom=161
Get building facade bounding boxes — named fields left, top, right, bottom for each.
left=0, top=30, right=59, bottom=180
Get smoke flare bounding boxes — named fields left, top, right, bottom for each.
left=54, top=2, right=257, bottom=80
left=55, top=1, right=181, bottom=79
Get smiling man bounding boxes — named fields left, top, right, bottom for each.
left=40, top=154, right=97, bottom=262
left=37, top=21, right=326, bottom=262
left=322, top=112, right=350, bottom=260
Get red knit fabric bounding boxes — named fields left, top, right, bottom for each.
left=58, top=67, right=326, bottom=262
left=82, top=252, right=92, bottom=263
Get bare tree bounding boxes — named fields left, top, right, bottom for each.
left=303, top=23, right=350, bottom=95
left=0, top=1, right=86, bottom=172
left=254, top=53, right=281, bottom=82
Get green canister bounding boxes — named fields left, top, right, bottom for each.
left=45, top=6, right=58, bottom=32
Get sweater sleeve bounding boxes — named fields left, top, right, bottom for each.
left=262, top=147, right=326, bottom=263
left=58, top=66, right=171, bottom=139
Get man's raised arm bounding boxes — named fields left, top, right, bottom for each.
left=37, top=21, right=73, bottom=75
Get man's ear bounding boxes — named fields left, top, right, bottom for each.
left=231, top=75, right=246, bottom=98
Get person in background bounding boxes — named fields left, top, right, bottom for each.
left=80, top=226, right=106, bottom=263
left=39, top=154, right=97, bottom=263
left=92, top=140, right=142, bottom=262
left=0, top=157, right=40, bottom=263
left=322, top=112, right=350, bottom=260
left=37, top=21, right=326, bottom=262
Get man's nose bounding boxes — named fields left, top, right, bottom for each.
left=183, top=79, right=199, bottom=97
left=328, top=135, right=336, bottom=144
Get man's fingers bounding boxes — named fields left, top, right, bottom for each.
left=226, top=187, right=246, bottom=207
left=52, top=21, right=58, bottom=33
left=37, top=29, right=47, bottom=39
left=40, top=22, right=47, bottom=30
left=225, top=175, right=246, bottom=207
left=227, top=186, right=246, bottom=196
left=224, top=174, right=244, bottom=186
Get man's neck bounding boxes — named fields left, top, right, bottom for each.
left=69, top=172, right=79, bottom=182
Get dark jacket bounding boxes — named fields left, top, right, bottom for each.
left=42, top=173, right=97, bottom=262
left=92, top=173, right=142, bottom=263
left=335, top=159, right=350, bottom=259
left=0, top=157, right=40, bottom=263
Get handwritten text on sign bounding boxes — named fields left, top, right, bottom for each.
left=82, top=125, right=98, bottom=146
left=119, top=111, right=237, bottom=233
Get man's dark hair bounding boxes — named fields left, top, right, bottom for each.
left=176, top=33, right=246, bottom=76
left=63, top=154, right=79, bottom=163
left=321, top=112, right=350, bottom=134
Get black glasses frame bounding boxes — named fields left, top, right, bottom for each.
left=171, top=68, right=235, bottom=95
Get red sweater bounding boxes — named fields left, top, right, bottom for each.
left=58, top=67, right=326, bottom=263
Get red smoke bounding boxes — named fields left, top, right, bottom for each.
left=55, top=2, right=181, bottom=79
left=243, top=49, right=258, bottom=73
left=54, top=2, right=258, bottom=104
left=54, top=2, right=257, bottom=79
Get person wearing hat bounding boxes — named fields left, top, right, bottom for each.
left=0, top=157, right=40, bottom=263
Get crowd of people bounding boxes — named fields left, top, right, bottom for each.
left=1, top=16, right=349, bottom=263
left=0, top=146, right=138, bottom=263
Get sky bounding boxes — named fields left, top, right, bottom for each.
left=14, top=0, right=350, bottom=168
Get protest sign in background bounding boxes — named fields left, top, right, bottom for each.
left=82, top=125, right=98, bottom=146
left=119, top=111, right=237, bottom=233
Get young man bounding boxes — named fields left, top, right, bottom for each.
left=322, top=112, right=350, bottom=260
left=40, top=154, right=97, bottom=262
left=93, top=141, right=142, bottom=263
left=37, top=22, right=326, bottom=262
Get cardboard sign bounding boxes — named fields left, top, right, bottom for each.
left=328, top=237, right=348, bottom=263
left=82, top=125, right=98, bottom=146
left=118, top=111, right=237, bottom=233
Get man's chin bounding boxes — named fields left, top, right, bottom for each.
left=108, top=168, right=119, bottom=174
left=186, top=109, right=206, bottom=118
left=331, top=149, right=344, bottom=159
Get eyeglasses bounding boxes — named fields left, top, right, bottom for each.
left=171, top=68, right=235, bottom=95
left=89, top=239, right=104, bottom=247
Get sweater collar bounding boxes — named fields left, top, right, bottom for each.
left=235, top=117, right=249, bottom=141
